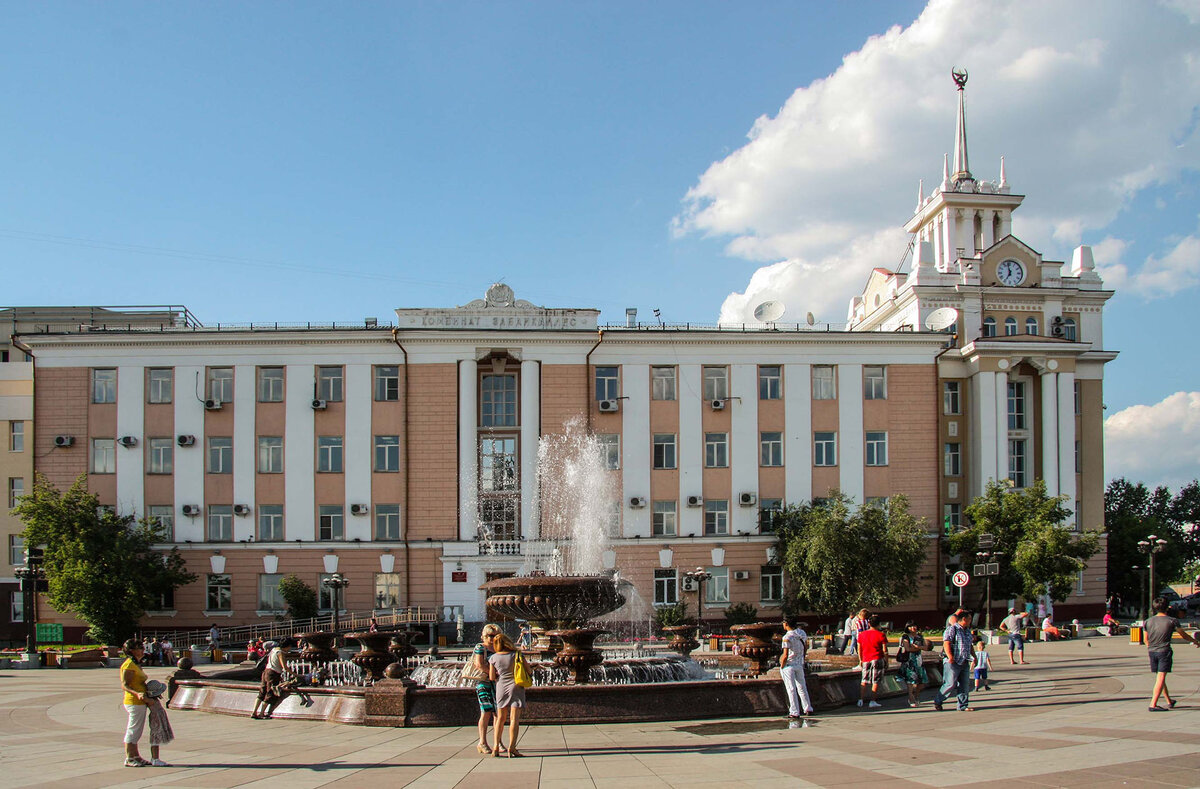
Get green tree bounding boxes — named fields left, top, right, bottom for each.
left=776, top=492, right=928, bottom=615
left=13, top=474, right=196, bottom=645
left=277, top=573, right=319, bottom=621
left=653, top=600, right=689, bottom=632
left=955, top=479, right=1099, bottom=603
left=1105, top=477, right=1194, bottom=604
left=723, top=602, right=759, bottom=626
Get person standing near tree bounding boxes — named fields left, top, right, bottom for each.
left=779, top=616, right=814, bottom=718
left=999, top=608, right=1029, bottom=665
left=1145, top=596, right=1199, bottom=712
left=856, top=615, right=888, bottom=709
left=897, top=621, right=929, bottom=707
left=934, top=610, right=975, bottom=712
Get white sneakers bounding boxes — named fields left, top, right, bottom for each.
left=150, top=759, right=170, bottom=767
left=869, top=701, right=882, bottom=708
left=856, top=699, right=864, bottom=707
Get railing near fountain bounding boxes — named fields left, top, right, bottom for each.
left=286, top=659, right=367, bottom=686
left=409, top=655, right=711, bottom=688
left=477, top=540, right=522, bottom=555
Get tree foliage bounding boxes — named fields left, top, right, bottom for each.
left=653, top=600, right=689, bottom=632
left=954, top=479, right=1099, bottom=603
left=13, top=474, right=196, bottom=645
left=723, top=602, right=759, bottom=626
left=278, top=573, right=319, bottom=621
left=776, top=492, right=928, bottom=615
left=1105, top=477, right=1198, bottom=605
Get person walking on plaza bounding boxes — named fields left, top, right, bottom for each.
left=934, top=610, right=975, bottom=712
left=208, top=624, right=221, bottom=661
left=972, top=631, right=992, bottom=691
left=518, top=621, right=533, bottom=650
left=856, top=615, right=888, bottom=709
left=844, top=609, right=868, bottom=658
left=999, top=607, right=1029, bottom=664
left=780, top=616, right=814, bottom=718
left=488, top=631, right=527, bottom=757
left=1145, top=596, right=1200, bottom=712
left=119, top=638, right=155, bottom=767
left=897, top=621, right=929, bottom=707
left=470, top=624, right=501, bottom=753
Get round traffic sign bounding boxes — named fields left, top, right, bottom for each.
left=952, top=570, right=970, bottom=588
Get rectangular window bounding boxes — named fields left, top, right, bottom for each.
left=479, top=437, right=518, bottom=491
left=91, top=438, right=115, bottom=474
left=652, top=500, right=677, bottom=537
left=761, top=566, right=783, bottom=603
left=9, top=534, right=25, bottom=566
left=702, top=366, right=728, bottom=401
left=704, top=500, right=729, bottom=536
left=148, top=438, right=174, bottom=474
left=258, top=436, right=283, bottom=473
left=7, top=477, right=22, bottom=509
left=374, top=435, right=400, bottom=472
left=207, top=437, right=233, bottom=474
left=1074, top=381, right=1082, bottom=415
left=597, top=434, right=620, bottom=470
left=760, top=431, right=783, bottom=467
left=375, top=365, right=400, bottom=401
left=706, top=567, right=730, bottom=604
left=1008, top=382, right=1026, bottom=430
left=10, top=420, right=24, bottom=452
left=208, top=505, right=233, bottom=542
left=759, top=498, right=783, bottom=533
left=812, top=365, right=836, bottom=400
left=208, top=367, right=233, bottom=404
left=92, top=368, right=117, bottom=403
left=943, top=381, right=961, bottom=415
left=375, top=572, right=402, bottom=609
left=944, top=443, right=961, bottom=476
left=258, top=574, right=284, bottom=611
left=652, top=434, right=677, bottom=470
left=480, top=374, right=518, bottom=427
left=595, top=366, right=620, bottom=401
left=206, top=574, right=232, bottom=611
left=704, top=433, right=729, bottom=468
left=258, top=367, right=285, bottom=402
left=317, top=366, right=343, bottom=402
left=318, top=505, right=344, bottom=541
left=1008, top=439, right=1027, bottom=488
left=152, top=587, right=175, bottom=611
left=651, top=366, right=676, bottom=400
left=759, top=366, right=782, bottom=400
left=479, top=497, right=519, bottom=541
left=147, top=506, right=173, bottom=540
left=864, top=366, right=887, bottom=400
left=317, top=436, right=344, bottom=473
left=865, top=431, right=888, bottom=466
left=12, top=591, right=24, bottom=622
left=944, top=503, right=961, bottom=532
left=813, top=432, right=837, bottom=466
left=375, top=504, right=401, bottom=540
left=654, top=569, right=678, bottom=606
left=865, top=496, right=888, bottom=510
left=258, top=505, right=284, bottom=541
left=147, top=368, right=173, bottom=404
left=1075, top=440, right=1081, bottom=474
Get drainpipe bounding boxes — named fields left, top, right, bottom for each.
left=391, top=329, right=412, bottom=609
left=584, top=329, right=604, bottom=434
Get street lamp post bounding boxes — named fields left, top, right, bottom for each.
left=322, top=573, right=350, bottom=647
left=1137, top=535, right=1168, bottom=617
left=685, top=567, right=712, bottom=632
left=975, top=550, right=1004, bottom=630
left=14, top=547, right=45, bottom=660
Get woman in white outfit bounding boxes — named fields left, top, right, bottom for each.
left=780, top=615, right=814, bottom=718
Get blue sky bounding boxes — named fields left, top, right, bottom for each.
left=2, top=1, right=1198, bottom=490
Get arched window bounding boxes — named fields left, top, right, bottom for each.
left=982, top=317, right=996, bottom=337
left=1004, top=317, right=1018, bottom=336
left=1025, top=317, right=1039, bottom=335
left=1063, top=318, right=1077, bottom=341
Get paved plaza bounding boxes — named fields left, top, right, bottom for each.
left=3, top=636, right=1200, bottom=788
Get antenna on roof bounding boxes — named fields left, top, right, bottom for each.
left=806, top=311, right=816, bottom=327
left=752, top=300, right=786, bottom=326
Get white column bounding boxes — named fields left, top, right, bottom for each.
left=838, top=364, right=864, bottom=504
left=1040, top=371, right=1059, bottom=497
left=783, top=364, right=812, bottom=505
left=730, top=364, right=758, bottom=533
left=232, top=364, right=256, bottom=542
left=621, top=364, right=650, bottom=538
left=678, top=365, right=703, bottom=537
left=973, top=371, right=998, bottom=495
left=459, top=360, right=478, bottom=541
left=1057, top=372, right=1077, bottom=507
left=995, top=372, right=1009, bottom=484
left=116, top=366, right=145, bottom=518
left=285, top=365, right=315, bottom=540
left=173, top=366, right=205, bottom=543
left=344, top=364, right=372, bottom=541
left=520, top=360, right=540, bottom=541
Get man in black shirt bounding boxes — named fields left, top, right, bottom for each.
left=1144, top=596, right=1199, bottom=711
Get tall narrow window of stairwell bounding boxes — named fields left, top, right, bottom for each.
left=973, top=212, right=983, bottom=255
left=478, top=356, right=521, bottom=542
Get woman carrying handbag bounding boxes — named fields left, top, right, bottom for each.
left=488, top=631, right=529, bottom=757
left=465, top=623, right=501, bottom=754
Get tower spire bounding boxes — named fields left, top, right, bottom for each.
left=916, top=178, right=924, bottom=212
left=951, top=68, right=973, bottom=186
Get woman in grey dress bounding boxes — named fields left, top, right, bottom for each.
left=487, top=631, right=526, bottom=757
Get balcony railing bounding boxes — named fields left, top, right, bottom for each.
left=478, top=540, right=522, bottom=556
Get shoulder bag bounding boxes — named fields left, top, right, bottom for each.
left=461, top=651, right=487, bottom=682
left=513, top=652, right=533, bottom=688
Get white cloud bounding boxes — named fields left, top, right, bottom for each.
left=1105, top=392, right=1200, bottom=489
left=676, top=0, right=1200, bottom=324
left=1128, top=230, right=1200, bottom=297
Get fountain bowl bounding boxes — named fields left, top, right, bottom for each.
left=480, top=575, right=626, bottom=627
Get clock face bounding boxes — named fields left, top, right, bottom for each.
left=997, top=259, right=1025, bottom=286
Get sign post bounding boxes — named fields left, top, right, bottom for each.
left=952, top=570, right=970, bottom=609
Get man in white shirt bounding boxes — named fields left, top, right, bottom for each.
left=780, top=616, right=814, bottom=718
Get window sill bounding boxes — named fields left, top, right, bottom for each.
left=202, top=610, right=234, bottom=618
left=255, top=609, right=285, bottom=617
left=146, top=609, right=177, bottom=617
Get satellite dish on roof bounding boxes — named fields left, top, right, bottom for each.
left=805, top=311, right=816, bottom=326
left=753, top=300, right=786, bottom=323
left=924, top=307, right=959, bottom=331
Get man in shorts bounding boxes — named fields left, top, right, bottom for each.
left=999, top=607, right=1029, bottom=665
left=855, top=615, right=888, bottom=709
left=1145, top=596, right=1199, bottom=712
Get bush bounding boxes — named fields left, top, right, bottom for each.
left=724, top=602, right=759, bottom=626
left=277, top=574, right=319, bottom=621
left=653, top=601, right=690, bottom=632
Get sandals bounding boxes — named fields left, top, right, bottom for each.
left=476, top=744, right=491, bottom=754
left=124, top=757, right=151, bottom=768
left=508, top=749, right=524, bottom=758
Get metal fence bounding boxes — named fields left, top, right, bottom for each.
left=143, top=607, right=439, bottom=649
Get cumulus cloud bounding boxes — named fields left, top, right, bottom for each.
left=1105, top=392, right=1200, bottom=489
left=675, top=0, right=1200, bottom=325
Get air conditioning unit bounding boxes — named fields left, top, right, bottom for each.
left=598, top=399, right=619, bottom=413
left=311, top=399, right=328, bottom=410
left=118, top=436, right=138, bottom=448
left=1052, top=325, right=1065, bottom=338
left=629, top=496, right=647, bottom=509
left=233, top=504, right=251, bottom=516
left=710, top=399, right=725, bottom=410
left=733, top=570, right=751, bottom=581
left=680, top=577, right=698, bottom=592
left=53, top=435, right=75, bottom=448
left=350, top=503, right=369, bottom=515
left=686, top=495, right=703, bottom=508
left=177, top=434, right=196, bottom=447
left=1052, top=316, right=1065, bottom=326
left=204, top=399, right=222, bottom=411
left=181, top=504, right=201, bottom=517
left=739, top=492, right=757, bottom=506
